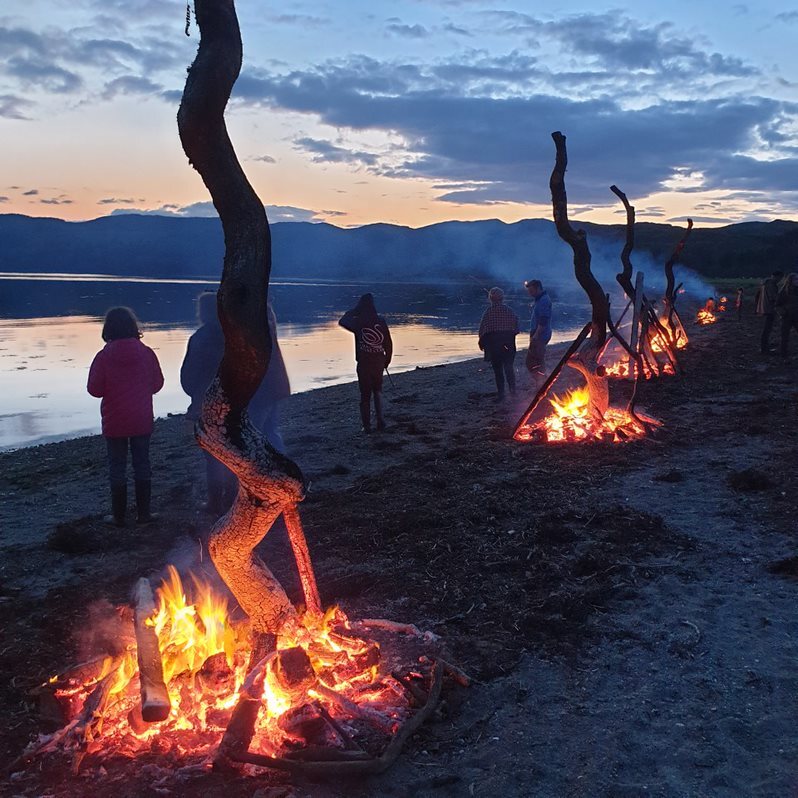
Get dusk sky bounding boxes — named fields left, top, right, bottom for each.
left=1, top=0, right=797, bottom=227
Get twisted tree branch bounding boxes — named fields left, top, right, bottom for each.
left=177, top=0, right=310, bottom=636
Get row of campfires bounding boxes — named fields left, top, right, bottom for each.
left=514, top=302, right=720, bottom=445
left=22, top=567, right=449, bottom=776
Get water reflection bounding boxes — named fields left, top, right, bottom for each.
left=0, top=276, right=588, bottom=450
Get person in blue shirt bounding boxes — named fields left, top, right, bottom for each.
left=524, top=279, right=552, bottom=385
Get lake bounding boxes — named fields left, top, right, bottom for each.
left=0, top=274, right=589, bottom=450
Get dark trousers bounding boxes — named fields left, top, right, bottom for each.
left=780, top=315, right=798, bottom=357
left=204, top=451, right=237, bottom=512
left=489, top=349, right=516, bottom=395
left=761, top=313, right=776, bottom=353
left=357, top=359, right=384, bottom=429
left=526, top=336, right=548, bottom=375
left=106, top=435, right=151, bottom=486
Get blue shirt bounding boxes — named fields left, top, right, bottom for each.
left=530, top=291, right=552, bottom=343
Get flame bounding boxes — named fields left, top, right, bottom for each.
left=696, top=308, right=716, bottom=325
left=515, top=386, right=660, bottom=443
left=47, top=568, right=406, bottom=761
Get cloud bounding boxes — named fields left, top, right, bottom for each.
left=0, top=94, right=33, bottom=119
left=40, top=197, right=73, bottom=205
left=294, top=137, right=379, bottom=166
left=270, top=14, right=330, bottom=28
left=775, top=11, right=798, bottom=23
left=97, top=197, right=135, bottom=205
left=101, top=75, right=162, bottom=99
left=249, top=154, right=277, bottom=163
left=222, top=42, right=798, bottom=208
left=386, top=23, right=430, bottom=39
left=22, top=189, right=39, bottom=196
left=109, top=201, right=333, bottom=223
left=0, top=196, right=9, bottom=203
left=0, top=22, right=183, bottom=101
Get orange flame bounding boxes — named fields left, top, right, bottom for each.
left=49, top=568, right=406, bottom=760
left=515, top=387, right=660, bottom=443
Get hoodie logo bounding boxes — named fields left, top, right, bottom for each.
left=361, top=324, right=385, bottom=353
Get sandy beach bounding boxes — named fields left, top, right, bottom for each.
left=2, top=310, right=797, bottom=798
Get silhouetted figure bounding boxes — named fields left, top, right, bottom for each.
left=339, top=293, right=393, bottom=432
left=735, top=287, right=744, bottom=320
left=87, top=306, right=164, bottom=526
left=776, top=273, right=798, bottom=360
left=181, top=292, right=291, bottom=515
left=524, top=279, right=552, bottom=386
left=478, top=287, right=520, bottom=401
left=756, top=270, right=784, bottom=354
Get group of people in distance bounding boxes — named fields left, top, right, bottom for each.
left=85, top=284, right=549, bottom=526
left=477, top=279, right=552, bottom=401
left=85, top=291, right=394, bottom=527
left=756, top=270, right=798, bottom=359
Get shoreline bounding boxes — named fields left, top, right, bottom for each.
left=5, top=314, right=798, bottom=797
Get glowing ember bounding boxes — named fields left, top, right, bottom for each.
left=696, top=308, right=717, bottom=325
left=41, top=567, right=417, bottom=765
left=514, top=386, right=660, bottom=443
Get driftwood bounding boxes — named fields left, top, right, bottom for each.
left=664, top=218, right=693, bottom=339
left=229, top=662, right=443, bottom=775
left=610, top=185, right=636, bottom=301
left=513, top=322, right=591, bottom=438
left=178, top=0, right=315, bottom=637
left=133, top=578, right=171, bottom=723
left=551, top=132, right=607, bottom=354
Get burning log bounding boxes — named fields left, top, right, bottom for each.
left=133, top=578, right=171, bottom=723
left=228, top=662, right=443, bottom=775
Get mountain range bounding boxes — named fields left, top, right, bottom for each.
left=1, top=213, right=795, bottom=282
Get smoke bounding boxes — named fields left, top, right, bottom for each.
left=473, top=221, right=714, bottom=307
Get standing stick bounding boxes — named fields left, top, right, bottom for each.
left=133, top=578, right=171, bottom=723
left=282, top=505, right=322, bottom=618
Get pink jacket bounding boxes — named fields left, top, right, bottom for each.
left=87, top=338, right=164, bottom=438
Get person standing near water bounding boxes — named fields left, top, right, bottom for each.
left=478, top=287, right=520, bottom=401
left=524, top=279, right=552, bottom=386
left=339, top=293, right=393, bottom=433
left=87, top=307, right=164, bottom=526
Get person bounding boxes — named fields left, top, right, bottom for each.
left=87, top=306, right=164, bottom=526
left=776, top=272, right=798, bottom=360
left=735, top=287, right=744, bottom=321
left=339, top=293, right=393, bottom=433
left=524, top=279, right=552, bottom=385
left=756, top=270, right=784, bottom=354
left=248, top=303, right=291, bottom=453
left=181, top=292, right=290, bottom=514
left=704, top=297, right=716, bottom=313
left=478, top=287, right=520, bottom=400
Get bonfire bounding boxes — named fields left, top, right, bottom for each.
left=23, top=566, right=452, bottom=777
left=515, top=385, right=660, bottom=443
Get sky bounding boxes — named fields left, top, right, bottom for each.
left=0, top=0, right=797, bottom=228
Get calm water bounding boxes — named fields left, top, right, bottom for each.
left=0, top=275, right=588, bottom=450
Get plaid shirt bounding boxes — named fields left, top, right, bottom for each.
left=479, top=302, right=520, bottom=339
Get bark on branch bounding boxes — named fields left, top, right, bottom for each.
left=610, top=184, right=635, bottom=301
left=664, top=218, right=693, bottom=306
left=177, top=0, right=312, bottom=636
left=550, top=132, right=607, bottom=355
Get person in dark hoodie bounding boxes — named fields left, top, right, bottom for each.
left=180, top=292, right=291, bottom=515
left=339, top=293, right=393, bottom=433
left=87, top=306, right=164, bottom=526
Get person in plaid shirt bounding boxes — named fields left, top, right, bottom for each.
left=478, top=287, right=520, bottom=400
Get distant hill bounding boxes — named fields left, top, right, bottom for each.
left=0, top=213, right=795, bottom=282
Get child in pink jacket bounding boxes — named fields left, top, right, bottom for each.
left=88, top=307, right=164, bottom=526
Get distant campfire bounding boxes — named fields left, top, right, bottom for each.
left=514, top=135, right=661, bottom=445
left=22, top=567, right=450, bottom=776
left=515, top=385, right=660, bottom=443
